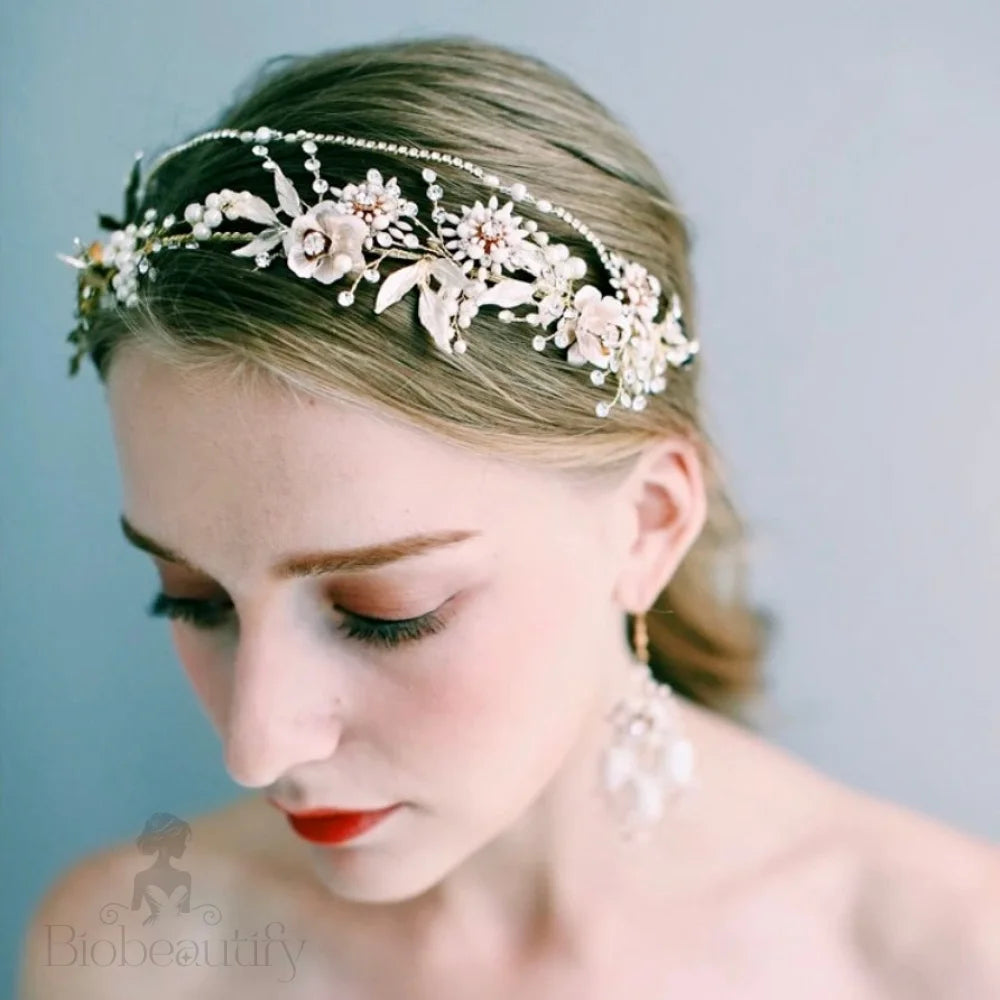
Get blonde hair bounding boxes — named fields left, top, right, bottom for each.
left=79, top=35, right=776, bottom=724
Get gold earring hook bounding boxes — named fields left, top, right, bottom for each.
left=632, top=611, right=649, bottom=665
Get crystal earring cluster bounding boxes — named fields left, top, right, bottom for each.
left=599, top=611, right=696, bottom=842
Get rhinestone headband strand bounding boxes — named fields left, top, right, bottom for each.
left=58, top=126, right=700, bottom=417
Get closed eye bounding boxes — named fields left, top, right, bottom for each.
left=146, top=592, right=448, bottom=649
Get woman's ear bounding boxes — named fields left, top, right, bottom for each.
left=608, top=436, right=707, bottom=612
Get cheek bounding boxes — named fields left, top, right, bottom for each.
left=379, top=575, right=592, bottom=792
left=171, top=625, right=231, bottom=730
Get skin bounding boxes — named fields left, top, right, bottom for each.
left=19, top=343, right=1000, bottom=999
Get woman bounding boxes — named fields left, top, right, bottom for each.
left=22, top=35, right=999, bottom=999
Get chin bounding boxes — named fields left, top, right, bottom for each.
left=306, top=840, right=464, bottom=905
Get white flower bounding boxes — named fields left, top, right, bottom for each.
left=282, top=204, right=369, bottom=284
left=562, top=285, right=628, bottom=369
left=524, top=244, right=587, bottom=327
left=332, top=170, right=414, bottom=245
left=441, top=196, right=531, bottom=278
left=618, top=261, right=662, bottom=322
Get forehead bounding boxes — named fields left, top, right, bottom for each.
left=104, top=346, right=580, bottom=576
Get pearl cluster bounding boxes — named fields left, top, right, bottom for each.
left=600, top=655, right=696, bottom=835
left=59, top=125, right=700, bottom=414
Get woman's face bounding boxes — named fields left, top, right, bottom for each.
left=105, top=344, right=636, bottom=904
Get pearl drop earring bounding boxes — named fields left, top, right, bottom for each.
left=598, top=611, right=697, bottom=841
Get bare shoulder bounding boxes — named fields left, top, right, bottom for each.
left=832, top=785, right=1000, bottom=998
left=17, top=797, right=294, bottom=1000
left=19, top=839, right=158, bottom=999
left=685, top=702, right=1000, bottom=997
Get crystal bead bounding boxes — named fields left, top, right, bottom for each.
left=254, top=253, right=271, bottom=268
left=595, top=402, right=610, bottom=418
left=362, top=269, right=380, bottom=283
left=453, top=338, right=467, bottom=354
left=531, top=335, right=546, bottom=351
left=302, top=140, right=318, bottom=154
left=427, top=184, right=443, bottom=201
left=590, top=370, right=606, bottom=385
left=254, top=127, right=272, bottom=143
left=252, top=144, right=268, bottom=157
left=305, top=157, right=321, bottom=171
left=337, top=291, right=355, bottom=306
left=312, top=178, right=329, bottom=193
left=422, top=168, right=437, bottom=183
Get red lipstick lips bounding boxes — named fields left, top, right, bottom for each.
left=268, top=799, right=400, bottom=845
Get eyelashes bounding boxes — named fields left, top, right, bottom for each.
left=146, top=592, right=447, bottom=650
left=148, top=593, right=232, bottom=630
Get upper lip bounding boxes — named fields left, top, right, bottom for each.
left=266, top=797, right=397, bottom=817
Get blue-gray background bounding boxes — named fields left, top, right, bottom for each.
left=2, top=1, right=997, bottom=992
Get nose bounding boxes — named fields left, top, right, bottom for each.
left=222, top=629, right=344, bottom=787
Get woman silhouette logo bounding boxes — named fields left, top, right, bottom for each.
left=127, top=812, right=220, bottom=926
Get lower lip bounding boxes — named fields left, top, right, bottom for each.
left=279, top=804, right=401, bottom=845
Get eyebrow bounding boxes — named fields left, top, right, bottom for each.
left=118, top=513, right=481, bottom=578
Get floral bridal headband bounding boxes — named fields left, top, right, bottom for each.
left=58, top=125, right=700, bottom=417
